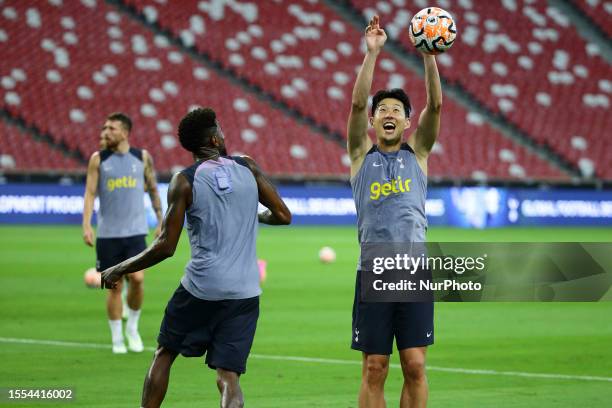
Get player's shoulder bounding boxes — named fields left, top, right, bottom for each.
left=351, top=144, right=378, bottom=181
left=89, top=149, right=106, bottom=163
left=360, top=144, right=379, bottom=163
left=87, top=151, right=101, bottom=170
left=178, top=161, right=201, bottom=187
left=128, top=147, right=144, bottom=162
left=400, top=142, right=416, bottom=154
left=140, top=148, right=156, bottom=163
left=366, top=144, right=378, bottom=155
left=97, top=149, right=113, bottom=162
left=228, top=154, right=253, bottom=169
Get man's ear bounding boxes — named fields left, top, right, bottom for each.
left=368, top=117, right=374, bottom=128
left=211, top=134, right=220, bottom=147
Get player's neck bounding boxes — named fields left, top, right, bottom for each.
left=111, top=140, right=130, bottom=154
left=193, top=147, right=220, bottom=162
left=377, top=140, right=402, bottom=153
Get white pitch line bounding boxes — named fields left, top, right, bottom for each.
left=1, top=337, right=611, bottom=383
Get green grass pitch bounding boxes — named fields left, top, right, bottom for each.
left=1, top=226, right=611, bottom=407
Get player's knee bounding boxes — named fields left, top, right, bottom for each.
left=154, top=346, right=172, bottom=359
left=152, top=346, right=177, bottom=367
left=217, top=370, right=240, bottom=390
left=108, top=283, right=123, bottom=296
left=365, top=359, right=388, bottom=386
left=130, top=272, right=145, bottom=286
left=401, top=358, right=426, bottom=383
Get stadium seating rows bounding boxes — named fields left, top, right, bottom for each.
left=0, top=120, right=81, bottom=170
left=571, top=0, right=612, bottom=38
left=123, top=0, right=568, bottom=179
left=1, top=0, right=598, bottom=179
left=0, top=0, right=349, bottom=175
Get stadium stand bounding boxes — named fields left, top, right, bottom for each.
left=570, top=0, right=612, bottom=38
left=3, top=0, right=603, bottom=179
left=0, top=0, right=350, bottom=176
left=349, top=0, right=611, bottom=179
left=122, top=0, right=568, bottom=179
left=0, top=120, right=81, bottom=171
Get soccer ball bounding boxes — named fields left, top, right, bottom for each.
left=409, top=7, right=457, bottom=55
left=84, top=267, right=101, bottom=289
left=257, top=259, right=267, bottom=283
left=319, top=246, right=336, bottom=264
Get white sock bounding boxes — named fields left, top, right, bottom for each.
left=108, top=319, right=124, bottom=344
left=126, top=307, right=141, bottom=334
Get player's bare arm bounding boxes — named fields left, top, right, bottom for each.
left=407, top=54, right=442, bottom=176
left=143, top=150, right=163, bottom=237
left=100, top=172, right=192, bottom=288
left=241, top=156, right=291, bottom=225
left=347, top=15, right=386, bottom=178
left=82, top=152, right=100, bottom=247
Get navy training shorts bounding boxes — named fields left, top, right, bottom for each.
left=96, top=234, right=147, bottom=271
left=351, top=270, right=434, bottom=355
left=158, top=283, right=259, bottom=374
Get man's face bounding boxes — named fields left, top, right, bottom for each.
left=371, top=98, right=410, bottom=145
left=100, top=120, right=127, bottom=149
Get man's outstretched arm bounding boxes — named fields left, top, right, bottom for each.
left=101, top=172, right=192, bottom=288
left=241, top=156, right=291, bottom=225
left=347, top=15, right=387, bottom=178
left=82, top=152, right=100, bottom=247
left=408, top=54, right=442, bottom=174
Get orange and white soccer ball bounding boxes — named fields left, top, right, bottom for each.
left=257, top=259, right=268, bottom=283
left=319, top=246, right=336, bottom=264
left=84, top=267, right=101, bottom=289
left=409, top=7, right=457, bottom=55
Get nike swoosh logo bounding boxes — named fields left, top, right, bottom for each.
left=426, top=332, right=432, bottom=338
left=373, top=163, right=383, bottom=167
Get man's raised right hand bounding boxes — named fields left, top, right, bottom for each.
left=365, top=15, right=387, bottom=54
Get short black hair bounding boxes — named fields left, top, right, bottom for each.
left=178, top=108, right=218, bottom=153
left=371, top=88, right=412, bottom=117
left=106, top=112, right=132, bottom=132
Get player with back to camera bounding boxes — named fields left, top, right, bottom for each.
left=347, top=16, right=442, bottom=408
left=82, top=112, right=163, bottom=354
left=100, top=108, right=291, bottom=408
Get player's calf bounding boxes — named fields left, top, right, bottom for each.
left=216, top=369, right=244, bottom=408
left=141, top=346, right=178, bottom=408
left=399, top=348, right=428, bottom=407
